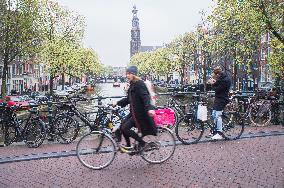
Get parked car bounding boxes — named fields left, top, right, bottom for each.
left=20, top=95, right=37, bottom=105
left=30, top=92, right=41, bottom=99
left=56, top=85, right=75, bottom=94
left=35, top=95, right=49, bottom=104
left=53, top=90, right=69, bottom=97
left=0, top=96, right=30, bottom=109
left=65, top=86, right=75, bottom=94
left=71, top=84, right=81, bottom=91
left=76, top=83, right=86, bottom=87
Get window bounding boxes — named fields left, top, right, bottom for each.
left=13, top=80, right=15, bottom=90
left=25, top=63, right=28, bottom=73
left=19, top=64, right=23, bottom=75
left=12, top=64, right=16, bottom=75
left=266, top=65, right=272, bottom=82
left=16, top=64, right=19, bottom=75
left=7, top=67, right=11, bottom=78
left=260, top=47, right=266, bottom=60
left=267, top=46, right=271, bottom=57
left=260, top=66, right=265, bottom=82
left=261, top=34, right=267, bottom=43
left=29, top=64, right=33, bottom=73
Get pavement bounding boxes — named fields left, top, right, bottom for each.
left=0, top=125, right=283, bottom=188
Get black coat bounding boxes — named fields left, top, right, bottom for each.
left=117, top=80, right=157, bottom=136
left=212, top=72, right=231, bottom=111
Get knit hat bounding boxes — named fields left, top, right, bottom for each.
left=126, top=66, right=138, bottom=75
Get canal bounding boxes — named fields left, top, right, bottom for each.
left=82, top=82, right=186, bottom=112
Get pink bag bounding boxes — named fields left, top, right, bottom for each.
left=153, top=108, right=175, bottom=127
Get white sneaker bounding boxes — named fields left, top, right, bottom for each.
left=211, top=133, right=223, bottom=140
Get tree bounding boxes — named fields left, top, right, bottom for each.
left=258, top=0, right=284, bottom=44
left=0, top=0, right=43, bottom=97
left=208, top=0, right=263, bottom=89
left=37, top=0, right=85, bottom=94
left=167, top=32, right=198, bottom=84
left=77, top=47, right=102, bottom=78
left=40, top=39, right=102, bottom=89
left=268, top=39, right=284, bottom=79
left=152, top=48, right=175, bottom=81
left=208, top=0, right=284, bottom=88
left=130, top=52, right=152, bottom=75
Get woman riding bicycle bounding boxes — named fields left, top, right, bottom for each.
left=113, top=66, right=157, bottom=151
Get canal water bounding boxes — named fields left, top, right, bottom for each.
left=80, top=82, right=187, bottom=113
left=90, top=83, right=127, bottom=98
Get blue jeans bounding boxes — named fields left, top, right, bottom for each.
left=212, top=110, right=223, bottom=132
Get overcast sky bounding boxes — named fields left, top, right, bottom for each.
left=55, top=0, right=214, bottom=67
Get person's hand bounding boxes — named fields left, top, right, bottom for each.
left=207, top=78, right=216, bottom=85
left=112, top=101, right=117, bottom=107
left=148, top=110, right=155, bottom=117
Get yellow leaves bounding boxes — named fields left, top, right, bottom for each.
left=268, top=39, right=284, bottom=77
left=39, top=38, right=101, bottom=77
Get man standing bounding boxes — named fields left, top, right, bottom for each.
left=208, top=67, right=231, bottom=140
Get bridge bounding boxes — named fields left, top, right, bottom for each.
left=95, top=76, right=126, bottom=83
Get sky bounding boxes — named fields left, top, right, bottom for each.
left=55, top=0, right=214, bottom=67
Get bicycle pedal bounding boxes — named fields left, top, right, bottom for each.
left=128, top=150, right=138, bottom=156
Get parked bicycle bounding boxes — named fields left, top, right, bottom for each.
left=227, top=92, right=272, bottom=126
left=164, top=92, right=187, bottom=128
left=175, top=92, right=245, bottom=145
left=0, top=103, right=46, bottom=147
left=38, top=100, right=80, bottom=144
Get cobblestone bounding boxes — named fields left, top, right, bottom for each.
left=0, top=135, right=283, bottom=188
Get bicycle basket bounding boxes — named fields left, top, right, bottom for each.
left=153, top=108, right=175, bottom=127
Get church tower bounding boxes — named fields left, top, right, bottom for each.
left=130, top=5, right=141, bottom=57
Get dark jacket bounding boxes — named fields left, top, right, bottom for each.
left=212, top=72, right=231, bottom=111
left=117, top=80, right=157, bottom=136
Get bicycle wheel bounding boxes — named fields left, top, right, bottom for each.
left=3, top=123, right=16, bottom=146
left=24, top=119, right=46, bottom=148
left=54, top=115, right=80, bottom=144
left=175, top=116, right=204, bottom=145
left=222, top=112, right=245, bottom=140
left=76, top=131, right=116, bottom=170
left=249, top=101, right=272, bottom=126
left=141, top=127, right=175, bottom=164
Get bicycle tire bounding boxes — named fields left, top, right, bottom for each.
left=24, top=119, right=46, bottom=148
left=249, top=102, right=272, bottom=126
left=175, top=116, right=204, bottom=145
left=54, top=115, right=80, bottom=144
left=76, top=131, right=116, bottom=170
left=141, top=127, right=176, bottom=164
left=169, top=110, right=179, bottom=129
left=222, top=112, right=245, bottom=140
left=3, top=123, right=16, bottom=146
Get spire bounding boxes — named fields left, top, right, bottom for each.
left=132, top=5, right=139, bottom=28
left=132, top=5, right=138, bottom=15
left=130, top=5, right=141, bottom=57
